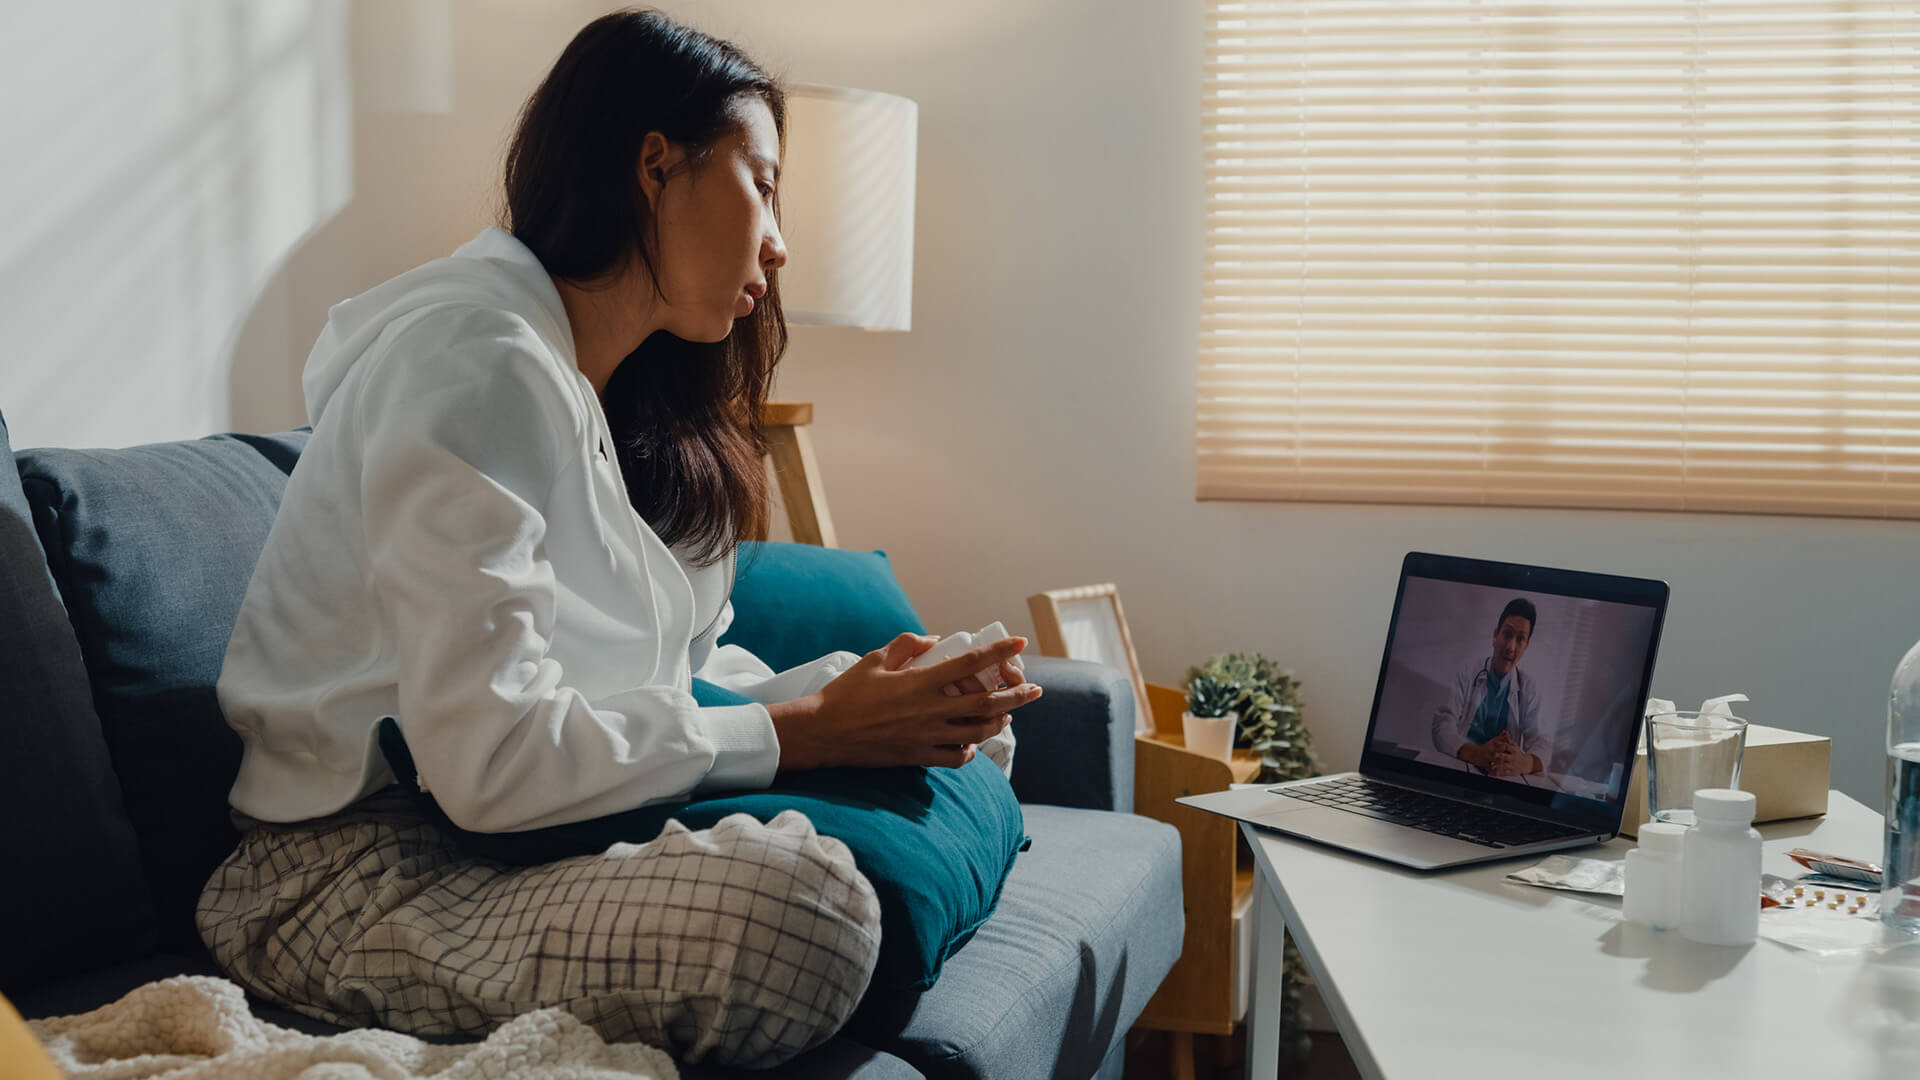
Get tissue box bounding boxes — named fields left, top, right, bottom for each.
left=1619, top=724, right=1831, bottom=838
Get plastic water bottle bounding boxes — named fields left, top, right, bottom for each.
left=1885, top=639, right=1920, bottom=934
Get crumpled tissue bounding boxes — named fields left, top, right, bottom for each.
left=1645, top=692, right=1748, bottom=724
left=1508, top=854, right=1625, bottom=896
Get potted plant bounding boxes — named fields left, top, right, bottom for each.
left=1186, top=652, right=1316, bottom=785
left=1181, top=672, right=1240, bottom=760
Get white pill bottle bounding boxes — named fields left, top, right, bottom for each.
left=1680, top=788, right=1762, bottom=946
left=1622, top=822, right=1687, bottom=930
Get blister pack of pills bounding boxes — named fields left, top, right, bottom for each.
left=1758, top=874, right=1916, bottom=957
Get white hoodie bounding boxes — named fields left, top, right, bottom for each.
left=219, top=228, right=855, bottom=832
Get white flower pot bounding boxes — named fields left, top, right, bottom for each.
left=1182, top=710, right=1237, bottom=762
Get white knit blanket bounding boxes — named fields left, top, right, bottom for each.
left=27, top=976, right=678, bottom=1080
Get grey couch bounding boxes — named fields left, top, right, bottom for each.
left=0, top=410, right=1183, bottom=1079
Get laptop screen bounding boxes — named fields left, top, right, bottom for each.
left=1361, top=553, right=1668, bottom=831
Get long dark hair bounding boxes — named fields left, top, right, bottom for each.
left=503, top=8, right=785, bottom=566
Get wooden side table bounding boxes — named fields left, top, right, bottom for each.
left=759, top=401, right=836, bottom=547
left=1131, top=682, right=1264, bottom=1080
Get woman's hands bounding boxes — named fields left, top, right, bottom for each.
left=769, top=632, right=1041, bottom=772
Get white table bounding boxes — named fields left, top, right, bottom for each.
left=1241, top=791, right=1920, bottom=1079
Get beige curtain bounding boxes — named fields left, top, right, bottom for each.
left=1198, top=0, right=1918, bottom=517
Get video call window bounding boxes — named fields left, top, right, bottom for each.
left=1367, top=577, right=1660, bottom=804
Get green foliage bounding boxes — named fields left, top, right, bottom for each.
left=1184, top=652, right=1318, bottom=785
left=1185, top=651, right=1320, bottom=1063
left=1184, top=671, right=1240, bottom=720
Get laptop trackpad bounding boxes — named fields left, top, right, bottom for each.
left=1253, top=793, right=1390, bottom=840
left=1239, top=794, right=1319, bottom=830
left=1268, top=798, right=1482, bottom=862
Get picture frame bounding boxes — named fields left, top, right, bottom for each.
left=1026, top=583, right=1155, bottom=735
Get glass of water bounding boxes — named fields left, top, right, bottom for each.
left=1646, top=710, right=1749, bottom=826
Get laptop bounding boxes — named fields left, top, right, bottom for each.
left=1179, top=552, right=1669, bottom=871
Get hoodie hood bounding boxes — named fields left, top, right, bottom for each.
left=302, top=228, right=574, bottom=426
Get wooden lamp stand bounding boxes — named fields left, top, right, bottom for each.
left=759, top=401, right=837, bottom=548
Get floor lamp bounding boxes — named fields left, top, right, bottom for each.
left=760, top=84, right=917, bottom=547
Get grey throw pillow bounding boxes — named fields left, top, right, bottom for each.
left=18, top=429, right=308, bottom=956
left=0, top=409, right=155, bottom=994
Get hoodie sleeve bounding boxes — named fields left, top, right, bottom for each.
left=356, top=320, right=780, bottom=833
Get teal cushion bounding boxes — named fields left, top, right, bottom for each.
left=721, top=542, right=926, bottom=671
left=378, top=706, right=1025, bottom=993
left=689, top=678, right=754, bottom=707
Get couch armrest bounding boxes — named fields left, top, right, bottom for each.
left=1006, top=656, right=1135, bottom=812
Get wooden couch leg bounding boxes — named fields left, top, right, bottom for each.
left=1169, top=1030, right=1197, bottom=1080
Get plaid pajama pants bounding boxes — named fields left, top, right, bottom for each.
left=195, top=790, right=882, bottom=1069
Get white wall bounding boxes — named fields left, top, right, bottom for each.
left=0, top=0, right=598, bottom=449
left=5, top=0, right=1910, bottom=809
left=0, top=1, right=354, bottom=450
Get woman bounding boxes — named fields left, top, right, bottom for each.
left=197, top=10, right=1040, bottom=1068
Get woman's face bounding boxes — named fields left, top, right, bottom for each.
left=646, top=96, right=787, bottom=343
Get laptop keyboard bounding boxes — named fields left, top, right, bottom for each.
left=1273, top=775, right=1586, bottom=849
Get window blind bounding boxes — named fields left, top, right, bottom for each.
left=1198, top=0, right=1918, bottom=517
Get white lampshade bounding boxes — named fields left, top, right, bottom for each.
left=778, top=85, right=917, bottom=332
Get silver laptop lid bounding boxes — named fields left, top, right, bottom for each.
left=1357, top=553, right=1670, bottom=838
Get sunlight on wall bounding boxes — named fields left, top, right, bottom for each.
left=0, top=0, right=351, bottom=449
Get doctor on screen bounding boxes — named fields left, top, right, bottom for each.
left=1431, top=598, right=1552, bottom=778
